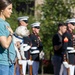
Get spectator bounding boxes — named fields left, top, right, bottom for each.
left=52, top=22, right=67, bottom=75
left=0, top=0, right=16, bottom=75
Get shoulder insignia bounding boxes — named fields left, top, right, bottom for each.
left=64, top=37, right=68, bottom=43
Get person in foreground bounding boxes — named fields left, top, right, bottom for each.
left=0, top=0, right=16, bottom=75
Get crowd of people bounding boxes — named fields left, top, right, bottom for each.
left=0, top=0, right=44, bottom=75
left=1, top=0, right=75, bottom=75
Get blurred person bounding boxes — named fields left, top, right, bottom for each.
left=0, top=0, right=16, bottom=75
left=13, top=26, right=31, bottom=75
left=29, top=22, right=43, bottom=75
left=71, top=18, right=75, bottom=48
left=62, top=18, right=75, bottom=75
left=62, top=18, right=75, bottom=64
left=14, top=16, right=29, bottom=75
left=52, top=22, right=67, bottom=75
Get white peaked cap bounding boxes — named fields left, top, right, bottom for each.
left=66, top=18, right=75, bottom=23
left=31, top=22, right=40, bottom=27
left=17, top=16, right=29, bottom=21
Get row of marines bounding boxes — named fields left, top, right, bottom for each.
left=13, top=16, right=44, bottom=75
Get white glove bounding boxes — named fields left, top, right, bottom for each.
left=63, top=61, right=69, bottom=68
left=39, top=51, right=44, bottom=59
left=18, top=60, right=22, bottom=64
left=28, top=60, right=33, bottom=65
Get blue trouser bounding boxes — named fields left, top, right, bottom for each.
left=16, top=64, right=20, bottom=75
left=51, top=55, right=62, bottom=75
left=32, top=61, right=39, bottom=75
left=0, top=64, right=14, bottom=75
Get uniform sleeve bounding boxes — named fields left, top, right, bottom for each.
left=28, top=37, right=32, bottom=45
left=62, top=32, right=69, bottom=53
left=29, top=34, right=33, bottom=43
left=23, top=36, right=32, bottom=46
left=29, top=34, right=36, bottom=45
left=38, top=40, right=43, bottom=51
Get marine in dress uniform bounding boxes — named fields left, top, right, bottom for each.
left=14, top=16, right=30, bottom=75
left=62, top=18, right=75, bottom=64
left=62, top=18, right=75, bottom=75
left=29, top=22, right=43, bottom=75
left=20, top=33, right=31, bottom=75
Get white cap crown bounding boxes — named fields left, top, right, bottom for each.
left=66, top=18, right=75, bottom=23
left=17, top=16, right=29, bottom=21
left=31, top=22, right=40, bottom=27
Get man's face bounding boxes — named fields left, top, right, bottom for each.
left=60, top=25, right=67, bottom=34
left=68, top=23, right=74, bottom=31
left=19, top=20, right=28, bottom=26
left=32, top=27, right=40, bottom=34
left=35, top=28, right=40, bottom=34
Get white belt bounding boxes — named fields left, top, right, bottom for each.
left=68, top=50, right=75, bottom=53
left=30, top=50, right=39, bottom=54
left=22, top=44, right=28, bottom=46
left=31, top=47, right=37, bottom=49
left=67, top=47, right=74, bottom=51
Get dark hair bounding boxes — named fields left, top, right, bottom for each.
left=58, top=22, right=66, bottom=30
left=58, top=22, right=66, bottom=27
left=0, top=0, right=12, bottom=11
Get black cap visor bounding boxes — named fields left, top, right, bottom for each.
left=23, top=20, right=28, bottom=23
left=33, top=26, right=40, bottom=29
